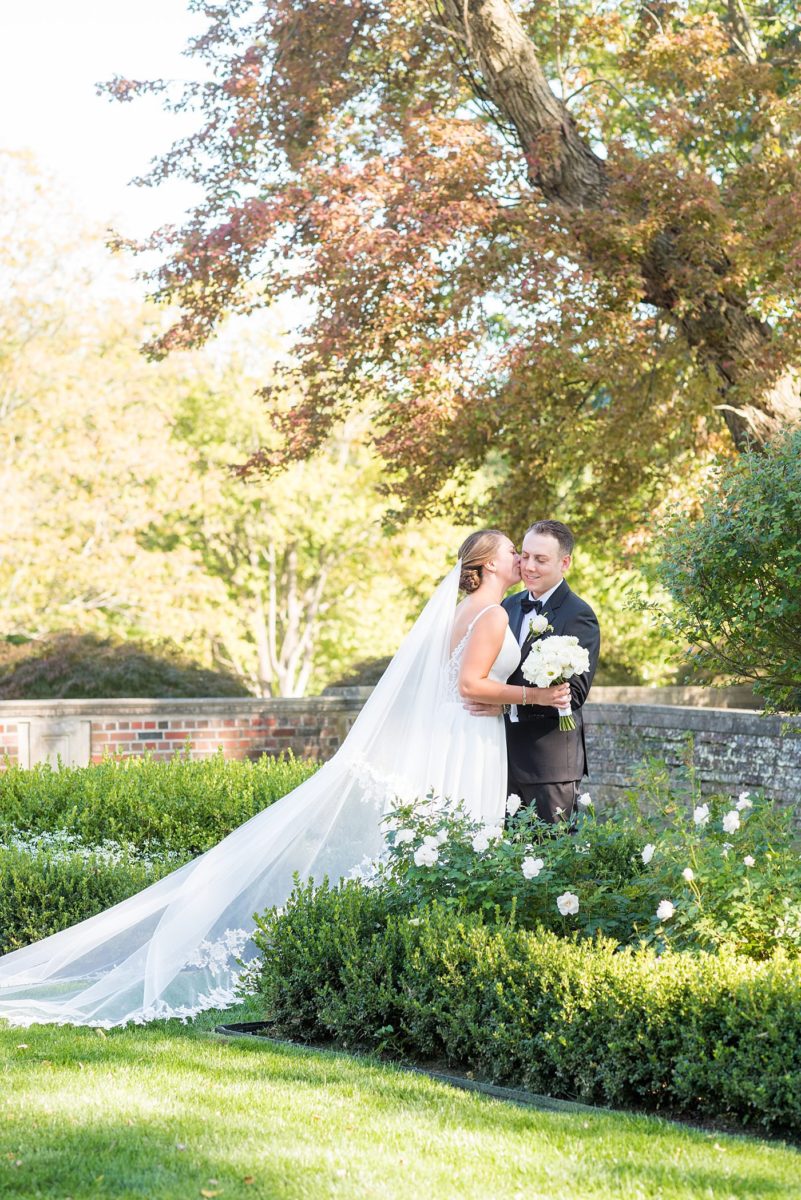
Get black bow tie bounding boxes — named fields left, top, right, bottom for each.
left=520, top=595, right=543, bottom=615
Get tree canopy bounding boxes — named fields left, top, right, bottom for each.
left=109, top=0, right=801, bottom=535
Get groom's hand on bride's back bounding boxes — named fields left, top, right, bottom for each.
left=462, top=700, right=504, bottom=717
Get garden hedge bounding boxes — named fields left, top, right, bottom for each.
left=247, top=880, right=801, bottom=1136
left=0, top=841, right=179, bottom=954
left=0, top=751, right=318, bottom=856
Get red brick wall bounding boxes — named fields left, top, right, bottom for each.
left=0, top=720, right=19, bottom=763
left=0, top=695, right=368, bottom=768
left=87, top=711, right=348, bottom=763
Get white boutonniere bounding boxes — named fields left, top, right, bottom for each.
left=528, top=613, right=553, bottom=638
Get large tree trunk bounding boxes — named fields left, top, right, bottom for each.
left=436, top=0, right=801, bottom=447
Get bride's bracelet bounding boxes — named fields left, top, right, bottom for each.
left=521, top=684, right=527, bottom=705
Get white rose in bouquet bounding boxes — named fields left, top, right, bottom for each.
left=506, top=793, right=522, bottom=817
left=521, top=635, right=591, bottom=732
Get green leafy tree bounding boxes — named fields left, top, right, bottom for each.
left=150, top=377, right=464, bottom=695
left=651, top=427, right=801, bottom=712
left=0, top=156, right=468, bottom=695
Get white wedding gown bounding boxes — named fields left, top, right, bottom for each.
left=429, top=605, right=521, bottom=828
left=0, top=567, right=518, bottom=1028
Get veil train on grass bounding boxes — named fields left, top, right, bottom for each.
left=0, top=566, right=461, bottom=1027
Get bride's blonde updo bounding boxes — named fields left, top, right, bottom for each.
left=458, top=529, right=507, bottom=594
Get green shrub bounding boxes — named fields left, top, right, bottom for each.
left=650, top=426, right=801, bottom=712
left=0, top=751, right=319, bottom=857
left=0, top=839, right=179, bottom=954
left=246, top=881, right=801, bottom=1134
left=0, top=631, right=252, bottom=699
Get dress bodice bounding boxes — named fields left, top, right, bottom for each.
left=444, top=607, right=521, bottom=702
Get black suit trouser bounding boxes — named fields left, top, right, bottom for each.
left=510, top=780, right=579, bottom=826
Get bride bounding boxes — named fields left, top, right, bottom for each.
left=0, top=529, right=569, bottom=1028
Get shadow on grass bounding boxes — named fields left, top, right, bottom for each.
left=2, top=1013, right=799, bottom=1200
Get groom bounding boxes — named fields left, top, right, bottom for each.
left=502, top=520, right=600, bottom=825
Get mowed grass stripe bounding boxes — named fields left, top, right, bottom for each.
left=1, top=1004, right=799, bottom=1200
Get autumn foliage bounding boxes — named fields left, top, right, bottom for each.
left=109, top=1, right=801, bottom=535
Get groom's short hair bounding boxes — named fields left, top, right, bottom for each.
left=525, top=520, right=574, bottom=558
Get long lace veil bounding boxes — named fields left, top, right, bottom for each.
left=0, top=563, right=461, bottom=1027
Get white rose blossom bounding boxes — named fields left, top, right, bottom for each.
left=471, top=830, right=491, bottom=853
left=528, top=614, right=550, bottom=636
left=722, top=810, right=741, bottom=834
left=577, top=792, right=593, bottom=808
left=641, top=843, right=655, bottom=865
left=744, top=855, right=756, bottom=868
left=394, top=829, right=415, bottom=845
left=682, top=867, right=694, bottom=882
left=413, top=844, right=439, bottom=868
left=435, top=828, right=449, bottom=845
left=656, top=900, right=675, bottom=921
left=522, top=856, right=544, bottom=880
left=506, top=793, right=522, bottom=817
left=556, top=891, right=580, bottom=916
left=736, top=792, right=753, bottom=810
left=693, top=804, right=710, bottom=827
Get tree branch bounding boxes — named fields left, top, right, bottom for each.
left=725, top=0, right=763, bottom=66
left=435, top=0, right=607, bottom=207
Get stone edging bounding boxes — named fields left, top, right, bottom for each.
left=210, top=1021, right=601, bottom=1116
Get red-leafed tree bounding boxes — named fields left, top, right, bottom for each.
left=110, top=1, right=801, bottom=536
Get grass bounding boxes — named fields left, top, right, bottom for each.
left=1, top=1003, right=800, bottom=1199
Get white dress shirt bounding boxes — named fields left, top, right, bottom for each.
left=515, top=581, right=562, bottom=648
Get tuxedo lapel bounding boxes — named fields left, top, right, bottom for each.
left=509, top=593, right=527, bottom=641
left=541, top=580, right=570, bottom=628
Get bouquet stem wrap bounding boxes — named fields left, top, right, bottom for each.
left=557, top=703, right=576, bottom=732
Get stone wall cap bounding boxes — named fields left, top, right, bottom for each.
left=0, top=695, right=363, bottom=718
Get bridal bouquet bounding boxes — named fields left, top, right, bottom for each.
left=521, top=635, right=590, bottom=731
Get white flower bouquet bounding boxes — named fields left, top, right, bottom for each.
left=521, top=634, right=590, bottom=731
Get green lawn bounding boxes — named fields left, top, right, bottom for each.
left=1, top=1003, right=799, bottom=1200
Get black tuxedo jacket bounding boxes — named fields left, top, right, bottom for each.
left=502, top=581, right=601, bottom=785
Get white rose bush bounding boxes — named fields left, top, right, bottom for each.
left=520, top=634, right=591, bottom=731
left=375, top=780, right=801, bottom=958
